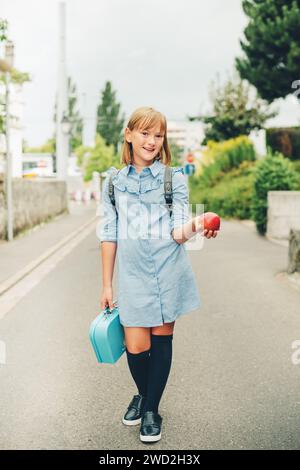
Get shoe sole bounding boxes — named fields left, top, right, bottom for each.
left=140, top=433, right=161, bottom=442
left=122, top=417, right=141, bottom=426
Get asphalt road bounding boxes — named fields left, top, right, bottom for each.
left=0, top=219, right=300, bottom=450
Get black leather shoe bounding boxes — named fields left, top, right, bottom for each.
left=122, top=394, right=146, bottom=426
left=140, top=411, right=162, bottom=442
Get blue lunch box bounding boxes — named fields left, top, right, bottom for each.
left=89, top=300, right=126, bottom=364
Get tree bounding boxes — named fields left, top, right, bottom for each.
left=0, top=18, right=7, bottom=41
left=82, top=133, right=121, bottom=181
left=96, top=81, right=125, bottom=153
left=54, top=76, right=83, bottom=151
left=168, top=140, right=184, bottom=166
left=236, top=0, right=300, bottom=102
left=0, top=20, right=30, bottom=134
left=198, top=72, right=276, bottom=144
left=24, top=138, right=55, bottom=153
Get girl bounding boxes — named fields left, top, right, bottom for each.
left=98, top=106, right=218, bottom=444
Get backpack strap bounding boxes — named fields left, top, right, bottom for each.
left=164, top=166, right=173, bottom=218
left=108, top=168, right=120, bottom=208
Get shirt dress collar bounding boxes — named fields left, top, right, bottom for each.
left=125, top=158, right=162, bottom=178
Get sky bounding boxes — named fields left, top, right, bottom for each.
left=1, top=0, right=299, bottom=146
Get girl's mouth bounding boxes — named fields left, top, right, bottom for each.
left=143, top=147, right=155, bottom=153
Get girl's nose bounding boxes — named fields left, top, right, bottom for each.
left=148, top=136, right=155, bottom=145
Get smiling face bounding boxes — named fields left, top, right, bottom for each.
left=125, top=124, right=165, bottom=165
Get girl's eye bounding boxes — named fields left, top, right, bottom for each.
left=141, top=132, right=163, bottom=138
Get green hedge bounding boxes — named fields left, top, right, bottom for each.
left=200, top=136, right=256, bottom=187
left=292, top=160, right=300, bottom=174
left=190, top=160, right=256, bottom=220
left=250, top=150, right=300, bottom=235
left=189, top=154, right=300, bottom=229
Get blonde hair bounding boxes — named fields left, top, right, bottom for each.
left=120, top=106, right=172, bottom=166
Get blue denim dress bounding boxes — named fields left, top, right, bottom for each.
left=96, top=159, right=201, bottom=327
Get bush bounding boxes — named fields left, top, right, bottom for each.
left=199, top=136, right=256, bottom=186
left=292, top=160, right=300, bottom=175
left=189, top=160, right=257, bottom=219
left=251, top=150, right=299, bottom=235
left=291, top=161, right=300, bottom=189
left=77, top=134, right=121, bottom=181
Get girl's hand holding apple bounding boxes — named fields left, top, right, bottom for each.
left=194, top=212, right=220, bottom=239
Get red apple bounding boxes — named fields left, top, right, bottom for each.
left=202, top=212, right=220, bottom=231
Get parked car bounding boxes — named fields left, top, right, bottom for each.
left=22, top=166, right=39, bottom=178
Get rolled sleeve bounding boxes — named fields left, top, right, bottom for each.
left=96, top=168, right=118, bottom=243
left=170, top=167, right=190, bottom=232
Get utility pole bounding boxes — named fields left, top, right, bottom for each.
left=56, top=2, right=69, bottom=180
left=183, top=122, right=190, bottom=189
left=4, top=41, right=14, bottom=241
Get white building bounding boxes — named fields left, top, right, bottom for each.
left=249, top=129, right=267, bottom=158
left=167, top=120, right=205, bottom=153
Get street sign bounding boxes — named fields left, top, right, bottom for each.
left=186, top=153, right=194, bottom=163
left=185, top=163, right=196, bottom=176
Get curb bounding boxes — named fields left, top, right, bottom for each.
left=0, top=215, right=97, bottom=296
left=265, top=235, right=289, bottom=248
left=287, top=272, right=300, bottom=292
left=237, top=219, right=256, bottom=230
left=238, top=220, right=290, bottom=247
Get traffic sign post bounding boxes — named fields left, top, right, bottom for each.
left=186, top=153, right=194, bottom=164
left=184, top=163, right=196, bottom=176
left=184, top=151, right=196, bottom=177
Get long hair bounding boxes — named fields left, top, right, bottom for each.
left=120, top=106, right=172, bottom=166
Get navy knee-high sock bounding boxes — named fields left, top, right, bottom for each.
left=125, top=348, right=150, bottom=397
left=143, top=333, right=173, bottom=414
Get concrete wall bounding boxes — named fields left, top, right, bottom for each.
left=0, top=177, right=68, bottom=239
left=267, top=191, right=300, bottom=240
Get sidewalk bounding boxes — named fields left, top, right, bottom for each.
left=237, top=218, right=300, bottom=291
left=0, top=200, right=98, bottom=289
